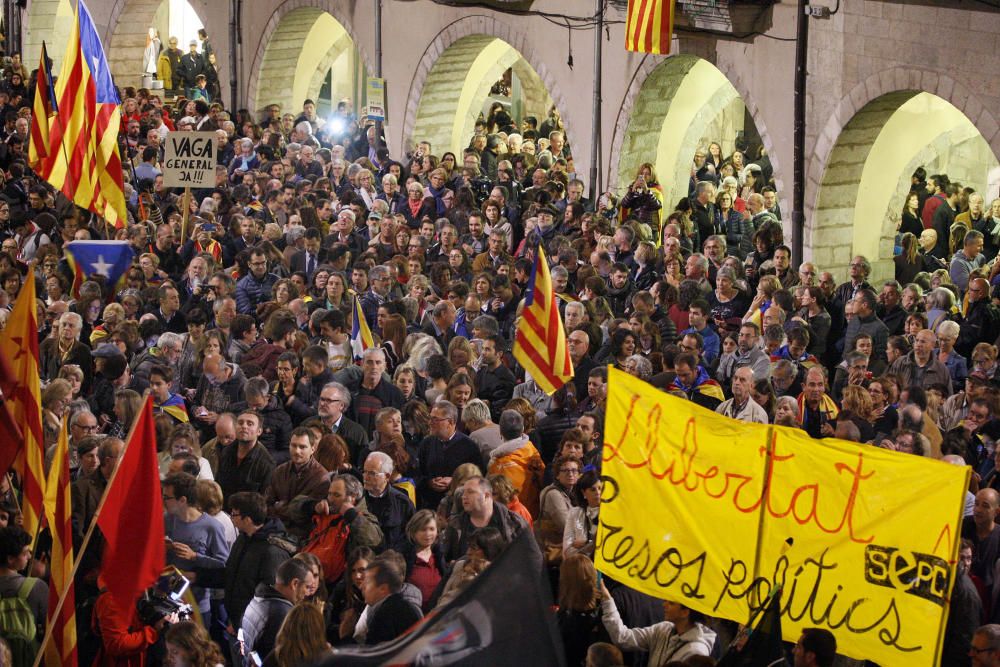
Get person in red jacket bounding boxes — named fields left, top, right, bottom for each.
left=92, top=584, right=178, bottom=667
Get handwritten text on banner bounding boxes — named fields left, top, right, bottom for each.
left=596, top=367, right=969, bottom=666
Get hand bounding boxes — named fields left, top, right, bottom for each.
left=820, top=422, right=835, bottom=437
left=198, top=411, right=219, bottom=425
left=154, top=612, right=179, bottom=631
left=314, top=500, right=330, bottom=515
left=339, top=608, right=359, bottom=639
left=170, top=541, right=196, bottom=560
left=572, top=538, right=588, bottom=549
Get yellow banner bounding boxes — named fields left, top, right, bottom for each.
left=596, top=368, right=969, bottom=666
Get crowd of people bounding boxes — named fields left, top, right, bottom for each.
left=1, top=47, right=1000, bottom=667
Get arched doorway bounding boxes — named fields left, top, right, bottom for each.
left=249, top=7, right=362, bottom=119
left=27, top=0, right=209, bottom=91
left=615, top=54, right=774, bottom=217
left=812, top=91, right=1000, bottom=281
left=408, top=34, right=561, bottom=157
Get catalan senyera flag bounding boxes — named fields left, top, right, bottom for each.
left=35, top=0, right=127, bottom=227
left=351, top=295, right=375, bottom=361
left=513, top=246, right=574, bottom=395
left=625, top=0, right=676, bottom=55
left=43, top=419, right=78, bottom=667
left=0, top=268, right=45, bottom=538
left=28, top=41, right=58, bottom=171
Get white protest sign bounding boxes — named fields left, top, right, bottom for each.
left=162, top=132, right=217, bottom=188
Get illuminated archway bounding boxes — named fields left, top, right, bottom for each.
left=24, top=0, right=74, bottom=73
left=811, top=91, right=1000, bottom=281
left=248, top=6, right=363, bottom=118
left=615, top=54, right=774, bottom=216
left=403, top=34, right=572, bottom=155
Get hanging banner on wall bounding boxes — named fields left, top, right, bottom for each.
left=596, top=367, right=969, bottom=667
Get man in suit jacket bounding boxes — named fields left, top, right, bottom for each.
left=361, top=558, right=423, bottom=645
left=289, top=228, right=328, bottom=282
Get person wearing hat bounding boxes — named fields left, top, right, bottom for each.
left=518, top=203, right=560, bottom=263
left=178, top=39, right=206, bottom=99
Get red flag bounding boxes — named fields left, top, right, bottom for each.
left=95, top=396, right=164, bottom=610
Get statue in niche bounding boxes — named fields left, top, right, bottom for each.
left=144, top=28, right=161, bottom=75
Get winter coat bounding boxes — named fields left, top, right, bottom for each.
left=600, top=596, right=717, bottom=664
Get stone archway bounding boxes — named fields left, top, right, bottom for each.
left=401, top=14, right=573, bottom=156
left=608, top=50, right=784, bottom=217
left=245, top=0, right=371, bottom=118
left=24, top=0, right=74, bottom=74
left=808, top=68, right=1000, bottom=281
left=104, top=0, right=210, bottom=90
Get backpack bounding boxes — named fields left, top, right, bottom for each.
left=301, top=514, right=350, bottom=583
left=0, top=577, right=39, bottom=667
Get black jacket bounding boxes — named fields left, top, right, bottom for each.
left=364, top=593, right=423, bottom=646
left=365, top=486, right=415, bottom=552
left=195, top=517, right=294, bottom=626
left=235, top=396, right=293, bottom=465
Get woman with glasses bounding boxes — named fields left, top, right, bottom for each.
left=536, top=455, right=582, bottom=574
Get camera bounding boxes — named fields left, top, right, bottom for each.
left=136, top=570, right=194, bottom=626
left=469, top=178, right=493, bottom=205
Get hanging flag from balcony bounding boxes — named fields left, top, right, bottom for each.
left=626, top=0, right=676, bottom=54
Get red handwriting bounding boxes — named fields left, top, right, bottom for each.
left=604, top=392, right=875, bottom=545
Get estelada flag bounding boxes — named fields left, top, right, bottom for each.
left=329, top=530, right=566, bottom=666
left=626, top=0, right=676, bottom=55
left=96, top=395, right=165, bottom=611
left=512, top=246, right=573, bottom=395
left=64, top=240, right=134, bottom=299
left=28, top=41, right=58, bottom=171
left=34, top=0, right=128, bottom=227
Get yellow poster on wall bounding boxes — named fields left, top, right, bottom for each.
left=596, top=367, right=969, bottom=666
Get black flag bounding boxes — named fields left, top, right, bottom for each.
left=717, top=587, right=787, bottom=667
left=327, top=530, right=566, bottom=666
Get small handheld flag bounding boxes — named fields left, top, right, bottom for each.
left=351, top=296, right=375, bottom=361
left=513, top=246, right=574, bottom=395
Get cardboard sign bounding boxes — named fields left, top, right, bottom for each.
left=366, top=78, right=386, bottom=122
left=162, top=132, right=216, bottom=188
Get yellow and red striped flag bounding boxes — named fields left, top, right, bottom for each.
left=28, top=42, right=58, bottom=171
left=513, top=246, right=574, bottom=395
left=625, top=0, right=676, bottom=55
left=0, top=268, right=45, bottom=538
left=42, top=419, right=78, bottom=667
left=34, top=0, right=127, bottom=227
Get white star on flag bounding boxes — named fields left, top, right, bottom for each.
left=91, top=255, right=113, bottom=277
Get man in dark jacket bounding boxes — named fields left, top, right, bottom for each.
left=958, top=278, right=1000, bottom=359
left=362, top=451, right=415, bottom=552
left=193, top=492, right=294, bottom=630
left=442, top=476, right=527, bottom=563
left=475, top=335, right=515, bottom=421
left=240, top=557, right=315, bottom=660
left=177, top=40, right=206, bottom=98
left=216, top=411, right=275, bottom=498
left=416, top=401, right=483, bottom=510
left=361, top=558, right=423, bottom=645
left=242, top=378, right=293, bottom=465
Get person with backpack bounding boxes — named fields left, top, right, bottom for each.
left=0, top=526, right=49, bottom=666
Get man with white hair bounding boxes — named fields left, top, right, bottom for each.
left=716, top=367, right=768, bottom=424
left=462, top=399, right=502, bottom=463
left=350, top=348, right=405, bottom=433
left=362, top=450, right=414, bottom=551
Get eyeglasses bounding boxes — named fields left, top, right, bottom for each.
left=559, top=468, right=581, bottom=476
left=318, top=397, right=341, bottom=405
left=362, top=470, right=386, bottom=477
left=162, top=494, right=176, bottom=501
left=74, top=424, right=99, bottom=432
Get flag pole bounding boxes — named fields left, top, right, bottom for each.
left=180, top=186, right=192, bottom=244
left=31, top=392, right=153, bottom=667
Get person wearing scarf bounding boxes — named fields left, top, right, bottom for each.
left=797, top=366, right=839, bottom=438
left=671, top=353, right=725, bottom=411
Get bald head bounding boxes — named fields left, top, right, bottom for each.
left=203, top=353, right=226, bottom=377
left=970, top=277, right=990, bottom=303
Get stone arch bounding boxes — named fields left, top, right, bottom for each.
left=104, top=0, right=210, bottom=90
left=245, top=0, right=371, bottom=118
left=24, top=0, right=74, bottom=74
left=808, top=68, right=1000, bottom=281
left=305, top=32, right=354, bottom=110
left=401, top=14, right=573, bottom=156
left=608, top=51, right=784, bottom=216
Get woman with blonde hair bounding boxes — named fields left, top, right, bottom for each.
left=557, top=553, right=608, bottom=667
left=841, top=385, right=875, bottom=442
left=267, top=602, right=333, bottom=666
left=41, top=379, right=73, bottom=448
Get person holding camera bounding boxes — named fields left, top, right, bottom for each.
left=92, top=582, right=179, bottom=667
